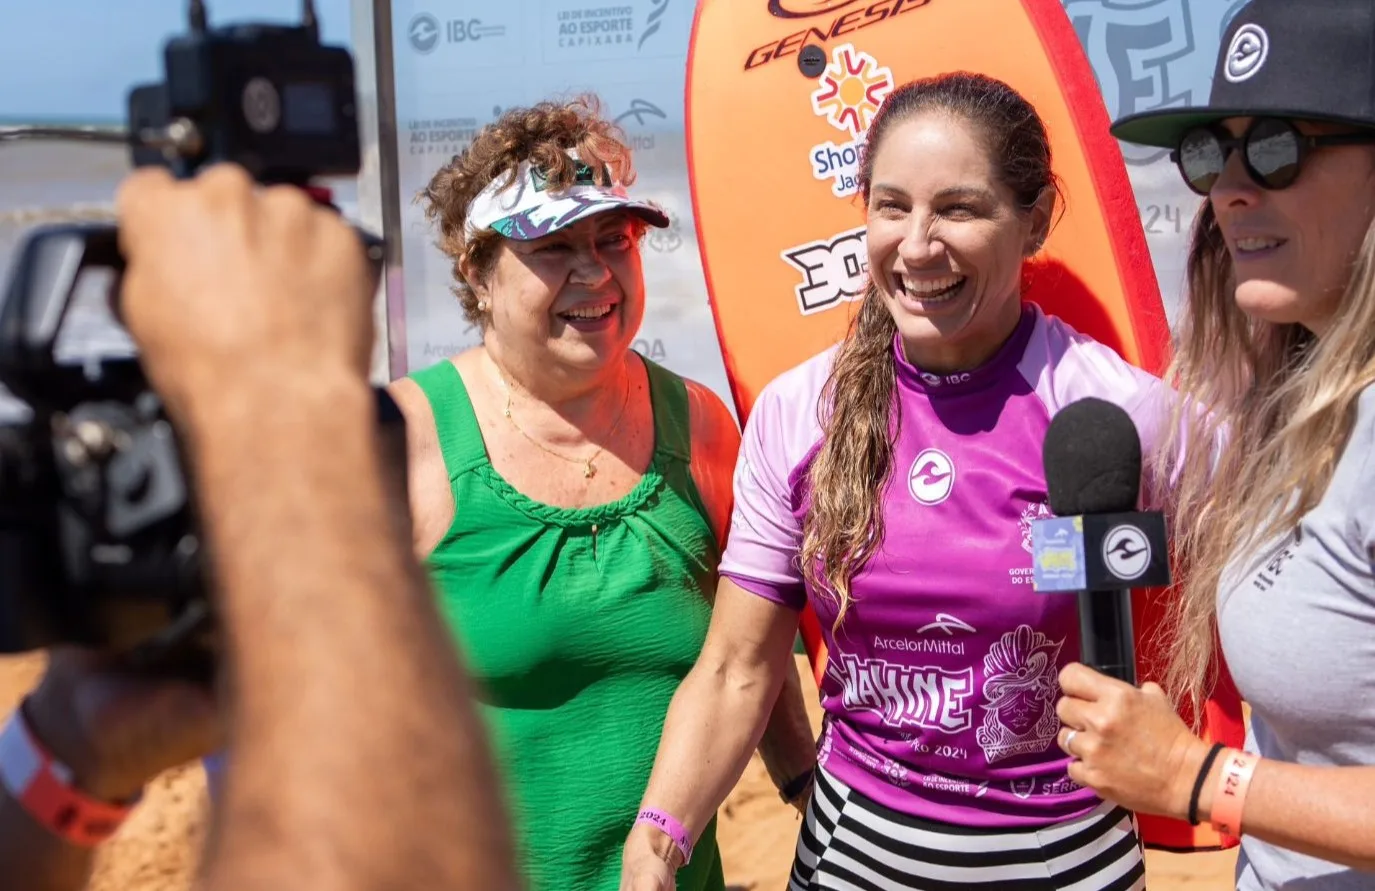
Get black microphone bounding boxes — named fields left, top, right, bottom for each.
left=1031, top=398, right=1171, bottom=685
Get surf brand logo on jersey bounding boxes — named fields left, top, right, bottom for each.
left=976, top=626, right=1064, bottom=764
left=744, top=0, right=932, bottom=71
left=1063, top=0, right=1250, bottom=166
left=804, top=44, right=893, bottom=198
left=781, top=226, right=868, bottom=315
left=908, top=448, right=954, bottom=506
left=826, top=654, right=974, bottom=733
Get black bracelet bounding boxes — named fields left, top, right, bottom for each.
left=1188, top=742, right=1226, bottom=826
left=780, top=767, right=815, bottom=804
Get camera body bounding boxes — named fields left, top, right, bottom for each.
left=129, top=21, right=361, bottom=184
left=0, top=11, right=388, bottom=674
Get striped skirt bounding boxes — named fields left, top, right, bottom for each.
left=789, top=766, right=1147, bottom=891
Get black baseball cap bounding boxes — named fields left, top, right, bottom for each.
left=1112, top=0, right=1375, bottom=149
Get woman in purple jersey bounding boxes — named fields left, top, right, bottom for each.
left=621, top=73, right=1167, bottom=891
left=1057, top=1, right=1375, bottom=888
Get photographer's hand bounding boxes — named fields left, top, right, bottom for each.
left=115, top=164, right=376, bottom=435
left=114, top=165, right=520, bottom=891
left=0, top=649, right=219, bottom=891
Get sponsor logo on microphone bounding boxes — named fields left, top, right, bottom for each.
left=1102, top=524, right=1151, bottom=580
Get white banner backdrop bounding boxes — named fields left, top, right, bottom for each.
left=373, top=0, right=1252, bottom=412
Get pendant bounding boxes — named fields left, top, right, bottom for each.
left=584, top=460, right=597, bottom=479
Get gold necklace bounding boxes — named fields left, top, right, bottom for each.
left=496, top=369, right=631, bottom=479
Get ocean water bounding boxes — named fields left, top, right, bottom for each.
left=0, top=127, right=359, bottom=421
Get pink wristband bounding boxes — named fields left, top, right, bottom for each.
left=1209, top=748, right=1260, bottom=838
left=636, top=807, right=693, bottom=866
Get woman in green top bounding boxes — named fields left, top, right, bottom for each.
left=387, top=97, right=818, bottom=891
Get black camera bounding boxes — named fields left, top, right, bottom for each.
left=0, top=1, right=390, bottom=679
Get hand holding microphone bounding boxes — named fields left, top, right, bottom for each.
left=1036, top=398, right=1214, bottom=821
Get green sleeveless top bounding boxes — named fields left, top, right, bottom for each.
left=409, top=356, right=725, bottom=891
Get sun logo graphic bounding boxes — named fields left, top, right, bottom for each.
left=810, top=44, right=894, bottom=137
left=807, top=44, right=894, bottom=198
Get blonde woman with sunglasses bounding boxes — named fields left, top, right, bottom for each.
left=1056, top=1, right=1375, bottom=888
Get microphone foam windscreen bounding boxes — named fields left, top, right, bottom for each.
left=1042, top=397, right=1142, bottom=516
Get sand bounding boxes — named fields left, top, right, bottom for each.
left=0, top=653, right=1235, bottom=890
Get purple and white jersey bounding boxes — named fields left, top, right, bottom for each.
left=720, top=304, right=1169, bottom=828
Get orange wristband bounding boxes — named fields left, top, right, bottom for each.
left=1209, top=748, right=1259, bottom=838
left=0, top=702, right=138, bottom=847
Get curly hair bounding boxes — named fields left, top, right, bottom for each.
left=418, top=94, right=639, bottom=325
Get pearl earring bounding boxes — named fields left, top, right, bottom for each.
left=477, top=300, right=489, bottom=312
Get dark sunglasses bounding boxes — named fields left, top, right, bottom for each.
left=1171, top=118, right=1375, bottom=196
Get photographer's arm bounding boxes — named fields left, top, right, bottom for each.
left=189, top=375, right=519, bottom=891
left=115, top=165, right=520, bottom=891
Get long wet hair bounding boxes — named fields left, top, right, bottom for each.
left=800, top=72, right=1060, bottom=630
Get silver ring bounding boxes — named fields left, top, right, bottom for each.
left=1064, top=729, right=1078, bottom=753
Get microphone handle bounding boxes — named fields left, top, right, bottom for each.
left=1076, top=589, right=1137, bottom=686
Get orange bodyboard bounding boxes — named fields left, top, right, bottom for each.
left=686, top=0, right=1240, bottom=851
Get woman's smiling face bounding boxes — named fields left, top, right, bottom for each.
left=864, top=112, right=1050, bottom=372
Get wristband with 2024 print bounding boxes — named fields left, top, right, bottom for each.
left=1209, top=748, right=1260, bottom=838
left=0, top=701, right=139, bottom=847
left=635, top=807, right=694, bottom=867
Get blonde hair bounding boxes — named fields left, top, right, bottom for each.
left=1158, top=200, right=1375, bottom=721
left=417, top=95, right=638, bottom=325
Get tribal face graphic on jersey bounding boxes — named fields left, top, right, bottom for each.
left=976, top=626, right=1065, bottom=764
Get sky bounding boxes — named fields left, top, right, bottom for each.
left=0, top=0, right=355, bottom=121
